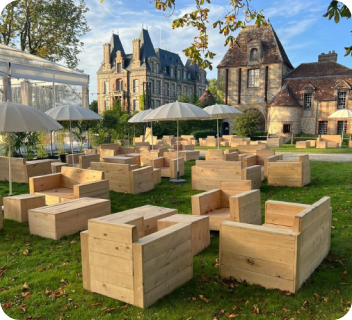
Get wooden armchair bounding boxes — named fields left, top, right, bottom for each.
left=91, top=162, right=158, bottom=194
left=76, top=154, right=101, bottom=169
left=139, top=147, right=168, bottom=166
left=192, top=160, right=261, bottom=191
left=179, top=135, right=197, bottom=145
left=29, top=167, right=109, bottom=205
left=150, top=153, right=184, bottom=179
left=81, top=208, right=192, bottom=308
left=84, top=149, right=98, bottom=155
left=192, top=181, right=261, bottom=230
left=316, top=135, right=342, bottom=148
left=230, top=137, right=251, bottom=147
left=65, top=153, right=85, bottom=165
left=98, top=144, right=135, bottom=159
left=0, top=157, right=52, bottom=183
left=205, top=149, right=238, bottom=161
left=199, top=136, right=217, bottom=147
left=219, top=197, right=331, bottom=293
left=267, top=154, right=310, bottom=187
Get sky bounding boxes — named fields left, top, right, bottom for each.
left=75, top=0, right=352, bottom=102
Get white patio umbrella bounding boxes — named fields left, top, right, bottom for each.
left=144, top=101, right=212, bottom=184
left=328, top=109, right=352, bottom=145
left=203, top=104, right=243, bottom=149
left=46, top=105, right=102, bottom=166
left=128, top=109, right=154, bottom=149
left=0, top=102, right=63, bottom=195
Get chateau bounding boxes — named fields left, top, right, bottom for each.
left=218, top=24, right=352, bottom=136
left=97, top=29, right=207, bottom=114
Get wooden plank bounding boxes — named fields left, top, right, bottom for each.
left=89, top=250, right=133, bottom=274
left=90, top=265, right=134, bottom=290
left=80, top=231, right=91, bottom=291
left=88, top=236, right=134, bottom=259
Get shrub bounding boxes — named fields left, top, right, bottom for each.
left=232, top=110, right=261, bottom=137
left=191, top=130, right=217, bottom=140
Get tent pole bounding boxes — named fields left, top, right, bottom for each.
left=8, top=132, right=12, bottom=196
left=151, top=122, right=154, bottom=150
left=217, top=115, right=219, bottom=149
left=70, top=120, right=74, bottom=167
left=342, top=121, right=345, bottom=147
left=177, top=120, right=179, bottom=180
left=50, top=131, right=53, bottom=156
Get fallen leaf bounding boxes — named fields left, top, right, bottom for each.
left=324, top=297, right=329, bottom=303
left=102, top=307, right=116, bottom=313
left=2, top=302, right=13, bottom=310
left=282, top=306, right=290, bottom=312
left=23, top=249, right=29, bottom=256
left=225, top=313, right=238, bottom=318
left=199, top=295, right=211, bottom=303
left=39, top=268, right=46, bottom=272
left=22, top=282, right=30, bottom=291
left=314, top=293, right=320, bottom=300
left=22, top=292, right=31, bottom=299
left=251, top=305, right=260, bottom=314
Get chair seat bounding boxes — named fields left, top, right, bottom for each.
left=262, top=223, right=292, bottom=231
left=160, top=167, right=170, bottom=177
left=206, top=208, right=231, bottom=231
left=36, top=187, right=74, bottom=205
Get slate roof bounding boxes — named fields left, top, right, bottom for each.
left=217, top=24, right=293, bottom=69
left=285, top=61, right=352, bottom=78
left=139, top=29, right=156, bottom=62
left=185, top=59, right=201, bottom=80
left=197, top=89, right=215, bottom=105
left=110, top=34, right=125, bottom=64
left=269, top=84, right=300, bottom=106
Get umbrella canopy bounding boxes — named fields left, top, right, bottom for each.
left=328, top=109, right=352, bottom=144
left=0, top=102, right=63, bottom=196
left=128, top=109, right=153, bottom=123
left=46, top=105, right=103, bottom=166
left=144, top=101, right=211, bottom=183
left=203, top=104, right=243, bottom=149
left=0, top=101, right=63, bottom=132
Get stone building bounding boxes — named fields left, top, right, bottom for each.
left=217, top=24, right=352, bottom=136
left=97, top=29, right=207, bottom=114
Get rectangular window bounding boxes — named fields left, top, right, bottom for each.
left=338, top=92, right=346, bottom=109
left=318, top=121, right=328, bottom=135
left=150, top=62, right=154, bottom=73
left=177, top=69, right=181, bottom=80
left=156, top=100, right=160, bottom=107
left=133, top=100, right=137, bottom=111
left=117, top=63, right=122, bottom=73
left=337, top=121, right=347, bottom=134
left=156, top=81, right=160, bottom=94
left=104, top=81, right=109, bottom=94
left=283, top=124, right=291, bottom=134
left=304, top=93, right=312, bottom=109
left=177, top=85, right=181, bottom=97
left=156, top=64, right=159, bottom=74
left=165, top=83, right=169, bottom=96
left=171, top=84, right=175, bottom=97
left=170, top=68, right=174, bottom=77
left=184, top=70, right=187, bottom=80
left=199, top=89, right=202, bottom=98
left=104, top=100, right=110, bottom=110
left=150, top=80, right=155, bottom=94
left=188, top=88, right=192, bottom=99
left=248, top=69, right=260, bottom=88
left=151, top=100, right=154, bottom=108
left=133, top=79, right=138, bottom=93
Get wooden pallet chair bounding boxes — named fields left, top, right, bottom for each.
left=81, top=205, right=193, bottom=308
left=90, top=162, right=158, bottom=194
left=316, top=135, right=342, bottom=148
left=29, top=166, right=109, bottom=205
left=192, top=181, right=261, bottom=230
left=139, top=147, right=168, bottom=166
left=219, top=196, right=332, bottom=293
left=192, top=160, right=261, bottom=191
left=267, top=154, right=310, bottom=187
left=74, top=154, right=101, bottom=169
left=205, top=149, right=238, bottom=161
left=149, top=152, right=184, bottom=179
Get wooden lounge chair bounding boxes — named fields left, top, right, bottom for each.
left=192, top=181, right=261, bottom=230
left=205, top=149, right=238, bottom=161
left=29, top=166, right=109, bottom=205
left=219, top=197, right=332, bottom=293
left=150, top=153, right=184, bottom=179
left=316, top=135, right=342, bottom=148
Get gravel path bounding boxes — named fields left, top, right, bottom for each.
left=197, top=150, right=352, bottom=162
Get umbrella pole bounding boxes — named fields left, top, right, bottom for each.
left=177, top=120, right=179, bottom=180
left=8, top=132, right=12, bottom=196
left=342, top=121, right=345, bottom=147
left=50, top=131, right=53, bottom=156
left=151, top=122, right=154, bottom=150
left=217, top=115, right=219, bottom=149
left=70, top=120, right=74, bottom=167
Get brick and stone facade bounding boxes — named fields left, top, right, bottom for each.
left=217, top=24, right=352, bottom=136
left=97, top=29, right=207, bottom=114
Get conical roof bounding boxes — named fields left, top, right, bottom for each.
left=197, top=89, right=215, bottom=105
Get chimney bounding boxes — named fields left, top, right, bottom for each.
left=131, top=38, right=141, bottom=68
left=103, top=43, right=111, bottom=71
left=318, top=50, right=337, bottom=63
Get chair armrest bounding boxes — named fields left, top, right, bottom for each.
left=191, top=189, right=221, bottom=215
left=150, top=157, right=164, bottom=168
left=169, top=157, right=184, bottom=178
left=229, top=189, right=261, bottom=224
left=73, top=180, right=109, bottom=199
left=29, top=173, right=62, bottom=193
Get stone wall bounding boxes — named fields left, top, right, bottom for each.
left=267, top=106, right=302, bottom=135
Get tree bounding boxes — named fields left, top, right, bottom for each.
left=323, top=1, right=351, bottom=56
left=0, top=0, right=90, bottom=69
left=232, top=109, right=261, bottom=137
left=139, top=92, right=146, bottom=111
left=89, top=100, right=98, bottom=113
left=208, top=78, right=225, bottom=104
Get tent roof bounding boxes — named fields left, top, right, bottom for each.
left=0, top=44, right=89, bottom=86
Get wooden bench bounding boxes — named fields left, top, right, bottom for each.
left=230, top=137, right=251, bottom=147
left=266, top=136, right=284, bottom=148
left=4, top=194, right=46, bottom=222
left=29, top=198, right=111, bottom=240
left=90, top=162, right=157, bottom=194
left=80, top=205, right=193, bottom=308
left=29, top=167, right=109, bottom=205
left=157, top=214, right=210, bottom=255
left=150, top=153, right=184, bottom=179
left=316, top=135, right=342, bottom=148
left=267, top=155, right=310, bottom=187
left=192, top=160, right=261, bottom=191
left=51, top=162, right=67, bottom=173
left=205, top=149, right=238, bottom=161
left=219, top=197, right=332, bottom=293
left=0, top=157, right=52, bottom=183
left=192, top=181, right=261, bottom=231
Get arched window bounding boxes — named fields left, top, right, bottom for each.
left=250, top=48, right=258, bottom=61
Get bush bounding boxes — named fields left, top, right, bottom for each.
left=191, top=130, right=217, bottom=140
left=232, top=109, right=261, bottom=137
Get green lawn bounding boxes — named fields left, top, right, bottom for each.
left=0, top=161, right=351, bottom=320
left=195, top=144, right=352, bottom=154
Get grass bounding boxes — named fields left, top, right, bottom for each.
left=0, top=161, right=352, bottom=320
left=195, top=144, right=352, bottom=154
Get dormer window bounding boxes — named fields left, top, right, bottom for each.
left=170, top=67, right=174, bottom=77
left=150, top=62, right=154, bottom=72
left=338, top=92, right=346, bottom=109
left=188, top=73, right=191, bottom=80
left=117, top=63, right=122, bottom=73
left=304, top=93, right=312, bottom=109
left=250, top=48, right=258, bottom=61
left=156, top=64, right=159, bottom=74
